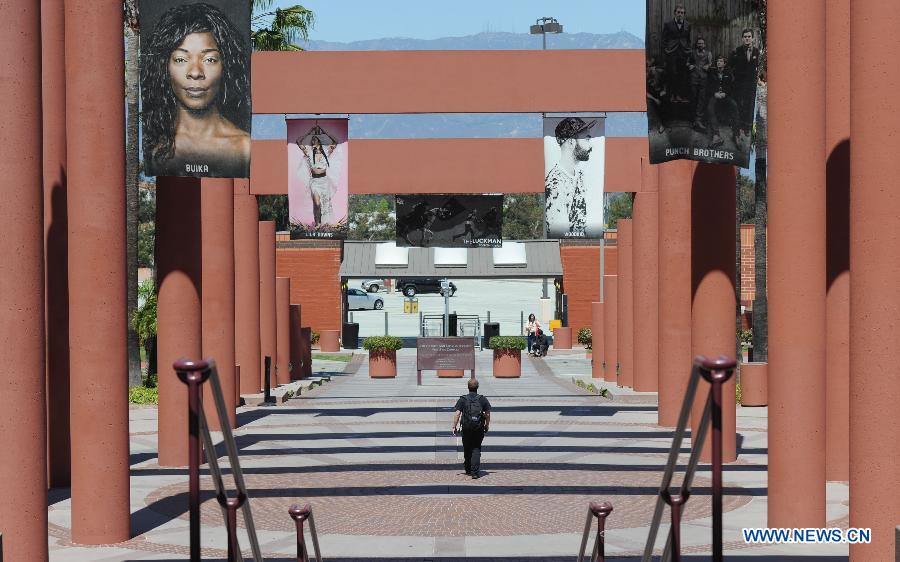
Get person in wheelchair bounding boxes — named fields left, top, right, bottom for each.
left=531, top=328, right=550, bottom=357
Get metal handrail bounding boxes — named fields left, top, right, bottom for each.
left=176, top=359, right=264, bottom=562
left=641, top=356, right=735, bottom=562
left=577, top=502, right=613, bottom=562
left=289, top=504, right=323, bottom=562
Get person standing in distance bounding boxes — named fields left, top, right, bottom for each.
left=452, top=378, right=491, bottom=479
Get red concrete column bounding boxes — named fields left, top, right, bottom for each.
left=690, top=164, right=737, bottom=463
left=603, top=276, right=618, bottom=383
left=202, top=179, right=236, bottom=430
left=234, top=181, right=261, bottom=395
left=825, top=0, right=850, bottom=483
left=850, top=1, right=900, bottom=558
left=289, top=304, right=304, bottom=381
left=276, top=277, right=292, bottom=385
left=591, top=302, right=603, bottom=379
left=65, top=0, right=131, bottom=543
left=768, top=0, right=827, bottom=528
left=617, top=219, right=634, bottom=388
left=657, top=161, right=694, bottom=427
left=259, top=221, right=277, bottom=389
left=633, top=160, right=660, bottom=392
left=0, top=0, right=48, bottom=557
left=157, top=178, right=202, bottom=467
left=42, top=0, right=70, bottom=488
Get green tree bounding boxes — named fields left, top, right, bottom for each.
left=605, top=192, right=634, bottom=230
left=502, top=194, right=544, bottom=240
left=131, top=279, right=158, bottom=376
left=348, top=195, right=396, bottom=240
left=252, top=3, right=315, bottom=51
left=257, top=195, right=290, bottom=231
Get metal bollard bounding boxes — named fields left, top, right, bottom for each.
left=384, top=310, right=389, bottom=336
left=487, top=310, right=491, bottom=323
left=174, top=359, right=212, bottom=562
left=520, top=310, right=524, bottom=335
left=590, top=501, right=614, bottom=562
left=289, top=504, right=312, bottom=562
left=219, top=492, right=247, bottom=561
left=264, top=355, right=273, bottom=403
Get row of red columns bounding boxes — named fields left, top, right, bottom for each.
left=589, top=1, right=898, bottom=556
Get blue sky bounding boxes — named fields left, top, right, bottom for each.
left=267, top=0, right=645, bottom=43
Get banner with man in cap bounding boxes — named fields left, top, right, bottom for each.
left=543, top=116, right=606, bottom=239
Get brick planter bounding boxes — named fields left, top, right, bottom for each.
left=492, top=349, right=521, bottom=377
left=368, top=350, right=397, bottom=378
left=319, top=329, right=340, bottom=352
left=740, top=362, right=767, bottom=406
left=553, top=327, right=572, bottom=349
left=437, top=369, right=465, bottom=378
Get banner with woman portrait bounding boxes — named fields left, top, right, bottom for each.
left=543, top=116, right=606, bottom=239
left=287, top=118, right=350, bottom=239
left=646, top=0, right=762, bottom=167
left=140, top=0, right=251, bottom=178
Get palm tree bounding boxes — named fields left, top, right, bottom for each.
left=752, top=0, right=768, bottom=362
left=125, top=0, right=142, bottom=387
left=252, top=2, right=315, bottom=51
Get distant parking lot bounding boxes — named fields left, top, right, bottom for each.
left=346, top=278, right=557, bottom=338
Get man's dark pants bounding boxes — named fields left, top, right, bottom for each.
left=462, top=428, right=485, bottom=474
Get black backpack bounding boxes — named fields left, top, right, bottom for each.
left=460, top=394, right=485, bottom=431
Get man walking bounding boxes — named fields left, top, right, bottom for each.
left=452, top=379, right=491, bottom=479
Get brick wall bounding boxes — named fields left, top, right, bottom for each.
left=275, top=246, right=342, bottom=333
left=740, top=224, right=755, bottom=305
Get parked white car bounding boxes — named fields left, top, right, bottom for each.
left=361, top=279, right=386, bottom=293
left=347, top=288, right=384, bottom=310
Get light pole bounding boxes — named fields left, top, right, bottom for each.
left=530, top=17, right=563, bottom=49
left=530, top=17, right=563, bottom=300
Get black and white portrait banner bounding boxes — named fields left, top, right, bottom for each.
left=140, top=0, right=252, bottom=178
left=543, top=116, right=605, bottom=240
left=646, top=0, right=762, bottom=168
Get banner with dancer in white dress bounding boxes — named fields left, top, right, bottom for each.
left=287, top=118, right=349, bottom=239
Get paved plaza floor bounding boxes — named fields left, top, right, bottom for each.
left=48, top=350, right=850, bottom=561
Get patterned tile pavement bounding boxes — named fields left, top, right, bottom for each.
left=47, top=351, right=851, bottom=561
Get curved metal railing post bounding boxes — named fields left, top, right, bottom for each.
left=578, top=501, right=613, bottom=562
left=174, top=359, right=211, bottom=562
left=697, top=356, right=736, bottom=562
left=219, top=492, right=247, bottom=561
left=289, top=504, right=322, bottom=562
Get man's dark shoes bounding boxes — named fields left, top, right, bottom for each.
left=471, top=472, right=480, bottom=479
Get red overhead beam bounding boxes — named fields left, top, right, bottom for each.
left=249, top=137, right=648, bottom=195
left=252, top=50, right=646, bottom=114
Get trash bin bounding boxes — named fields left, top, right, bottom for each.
left=342, top=322, right=359, bottom=349
left=449, top=313, right=458, bottom=337
left=403, top=297, right=419, bottom=314
left=483, top=322, right=500, bottom=348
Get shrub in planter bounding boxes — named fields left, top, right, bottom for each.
left=363, top=336, right=403, bottom=378
left=577, top=327, right=592, bottom=350
left=490, top=336, right=526, bottom=377
left=311, top=331, right=321, bottom=345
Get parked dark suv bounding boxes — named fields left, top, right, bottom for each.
left=396, top=278, right=457, bottom=297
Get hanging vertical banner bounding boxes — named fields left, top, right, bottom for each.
left=543, top=116, right=606, bottom=239
left=646, top=0, right=761, bottom=168
left=140, top=0, right=251, bottom=178
left=287, top=118, right=349, bottom=239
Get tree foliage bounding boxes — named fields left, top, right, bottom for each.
left=605, top=192, right=633, bottom=230
left=502, top=194, right=544, bottom=240
left=252, top=3, right=315, bottom=51
left=349, top=195, right=395, bottom=241
left=132, top=279, right=158, bottom=349
left=257, top=195, right=290, bottom=231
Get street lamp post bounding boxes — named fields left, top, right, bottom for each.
left=530, top=17, right=563, bottom=301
